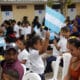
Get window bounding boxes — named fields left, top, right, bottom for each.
left=34, top=4, right=45, bottom=10
left=1, top=5, right=12, bottom=11
left=16, top=5, right=27, bottom=9
left=52, top=4, right=61, bottom=9
left=68, top=4, right=76, bottom=8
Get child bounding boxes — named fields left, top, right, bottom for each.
left=26, top=31, right=50, bottom=80
left=54, top=26, right=70, bottom=55
left=16, top=39, right=30, bottom=73
left=2, top=69, right=19, bottom=80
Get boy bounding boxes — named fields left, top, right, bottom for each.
left=54, top=26, right=70, bottom=55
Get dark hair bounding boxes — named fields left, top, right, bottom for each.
left=4, top=20, right=11, bottom=26
left=6, top=48, right=18, bottom=55
left=3, top=69, right=19, bottom=80
left=12, top=19, right=16, bottom=23
left=17, top=21, right=21, bottom=26
left=16, top=38, right=26, bottom=46
left=68, top=37, right=80, bottom=48
left=61, top=26, right=70, bottom=32
left=26, top=35, right=42, bottom=50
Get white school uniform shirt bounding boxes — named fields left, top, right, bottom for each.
left=19, top=27, right=25, bottom=36
left=29, top=49, right=45, bottom=74
left=26, top=26, right=32, bottom=35
left=18, top=49, right=30, bottom=69
left=24, top=26, right=32, bottom=36
left=58, top=36, right=68, bottom=53
left=14, top=24, right=20, bottom=38
left=52, top=44, right=60, bottom=57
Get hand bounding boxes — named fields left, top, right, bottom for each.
left=45, top=31, right=50, bottom=39
left=53, top=39, right=57, bottom=45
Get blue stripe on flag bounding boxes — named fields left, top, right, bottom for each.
left=46, top=6, right=65, bottom=22
left=45, top=19, right=60, bottom=33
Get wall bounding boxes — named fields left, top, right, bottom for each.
left=0, top=7, right=2, bottom=24
left=76, top=3, right=80, bottom=15
left=13, top=4, right=35, bottom=23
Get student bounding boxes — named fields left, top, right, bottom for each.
left=4, top=20, right=16, bottom=43
left=1, top=45, right=24, bottom=80
left=26, top=31, right=50, bottom=80
left=24, top=22, right=32, bottom=40
left=16, top=39, right=30, bottom=72
left=54, top=26, right=70, bottom=54
left=12, top=20, right=21, bottom=38
left=32, top=16, right=41, bottom=28
left=64, top=37, right=80, bottom=80
left=52, top=37, right=60, bottom=57
left=1, top=69, right=19, bottom=80
left=53, top=27, right=71, bottom=68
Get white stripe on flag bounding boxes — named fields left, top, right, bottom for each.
left=45, top=13, right=64, bottom=28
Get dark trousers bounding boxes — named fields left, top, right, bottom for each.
left=39, top=73, right=45, bottom=80
left=45, top=56, right=56, bottom=73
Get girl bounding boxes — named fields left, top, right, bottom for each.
left=26, top=31, right=50, bottom=80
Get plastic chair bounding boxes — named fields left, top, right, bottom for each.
left=48, top=53, right=72, bottom=80
left=22, top=73, right=41, bottom=80
left=48, top=56, right=62, bottom=80
left=62, top=53, right=72, bottom=80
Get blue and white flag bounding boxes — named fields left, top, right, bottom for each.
left=45, top=6, right=66, bottom=33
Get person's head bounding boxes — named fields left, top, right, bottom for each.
left=17, top=21, right=21, bottom=26
left=34, top=16, right=39, bottom=22
left=4, top=45, right=18, bottom=64
left=67, top=37, right=80, bottom=57
left=60, top=26, right=70, bottom=38
left=3, top=20, right=11, bottom=28
left=73, top=20, right=78, bottom=27
left=27, top=35, right=43, bottom=51
left=16, top=39, right=25, bottom=50
left=23, top=16, right=28, bottom=21
left=2, top=69, right=19, bottom=80
left=72, top=25, right=78, bottom=32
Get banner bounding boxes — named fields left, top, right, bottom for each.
left=2, top=11, right=13, bottom=21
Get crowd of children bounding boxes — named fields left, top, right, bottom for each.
left=0, top=15, right=80, bottom=80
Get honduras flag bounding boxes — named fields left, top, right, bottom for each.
left=45, top=6, right=66, bottom=34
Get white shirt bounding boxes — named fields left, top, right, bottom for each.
left=19, top=27, right=25, bottom=35
left=24, top=26, right=32, bottom=36
left=29, top=49, right=45, bottom=74
left=14, top=24, right=20, bottom=38
left=52, top=44, right=60, bottom=57
left=18, top=49, right=30, bottom=69
left=58, top=36, right=68, bottom=53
